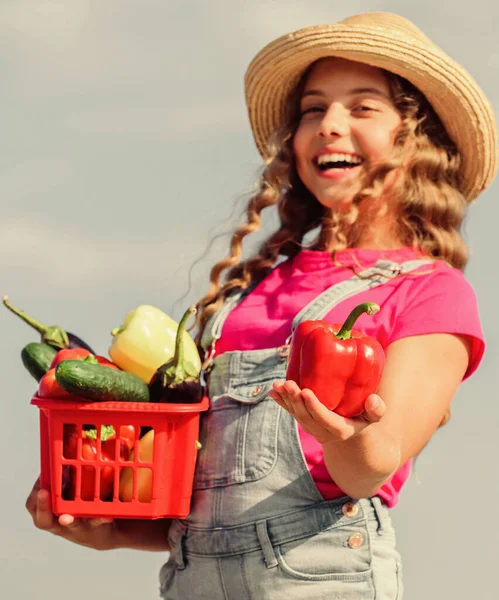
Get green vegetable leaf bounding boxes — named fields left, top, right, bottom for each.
left=84, top=424, right=116, bottom=441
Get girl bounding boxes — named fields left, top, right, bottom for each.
left=26, top=12, right=497, bottom=600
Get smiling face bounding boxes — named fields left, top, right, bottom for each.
left=293, top=58, right=402, bottom=210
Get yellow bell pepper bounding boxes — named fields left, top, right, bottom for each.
left=119, top=429, right=154, bottom=503
left=109, top=305, right=201, bottom=384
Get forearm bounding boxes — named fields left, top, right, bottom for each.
left=113, top=518, right=172, bottom=552
left=322, top=424, right=401, bottom=499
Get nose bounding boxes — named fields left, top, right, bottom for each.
left=318, top=103, right=349, bottom=138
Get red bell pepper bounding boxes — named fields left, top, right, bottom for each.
left=39, top=351, right=120, bottom=399
left=286, top=302, right=385, bottom=418
left=62, top=424, right=136, bottom=500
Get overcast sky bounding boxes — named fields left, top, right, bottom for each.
left=1, top=1, right=498, bottom=599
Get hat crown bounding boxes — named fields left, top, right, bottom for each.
left=337, top=12, right=431, bottom=45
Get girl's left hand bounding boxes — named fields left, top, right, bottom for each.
left=269, top=380, right=386, bottom=445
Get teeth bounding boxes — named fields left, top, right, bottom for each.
left=317, top=153, right=363, bottom=165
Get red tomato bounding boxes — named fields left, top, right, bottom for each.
left=38, top=368, right=73, bottom=399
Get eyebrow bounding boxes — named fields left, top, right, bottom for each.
left=301, top=87, right=391, bottom=101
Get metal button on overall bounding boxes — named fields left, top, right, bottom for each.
left=348, top=533, right=365, bottom=549
left=342, top=502, right=359, bottom=518
left=252, top=385, right=263, bottom=396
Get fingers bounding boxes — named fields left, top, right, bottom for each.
left=271, top=380, right=387, bottom=444
left=25, top=477, right=41, bottom=517
left=300, top=388, right=356, bottom=441
left=271, top=380, right=302, bottom=413
left=58, top=514, right=111, bottom=530
left=272, top=382, right=340, bottom=443
left=27, top=478, right=113, bottom=538
left=88, top=518, right=114, bottom=527
left=34, top=489, right=57, bottom=531
left=271, top=382, right=315, bottom=428
left=58, top=514, right=77, bottom=527
left=271, top=380, right=323, bottom=421
left=26, top=478, right=63, bottom=533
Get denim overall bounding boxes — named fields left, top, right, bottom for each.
left=160, top=259, right=431, bottom=600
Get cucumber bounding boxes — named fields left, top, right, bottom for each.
left=55, top=360, right=150, bottom=403
left=21, top=342, right=58, bottom=381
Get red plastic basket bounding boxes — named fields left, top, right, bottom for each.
left=31, top=395, right=209, bottom=520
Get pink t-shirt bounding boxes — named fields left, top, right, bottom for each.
left=213, top=247, right=485, bottom=507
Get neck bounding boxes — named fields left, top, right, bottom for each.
left=320, top=217, right=403, bottom=253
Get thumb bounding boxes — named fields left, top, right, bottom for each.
left=362, top=394, right=385, bottom=423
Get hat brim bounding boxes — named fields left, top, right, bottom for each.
left=245, top=24, right=498, bottom=201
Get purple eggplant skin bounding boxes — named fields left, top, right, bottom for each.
left=61, top=465, right=75, bottom=500
left=66, top=332, right=95, bottom=353
left=148, top=378, right=202, bottom=404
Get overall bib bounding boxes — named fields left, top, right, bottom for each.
left=160, top=259, right=430, bottom=600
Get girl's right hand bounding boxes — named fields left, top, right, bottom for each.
left=270, top=380, right=386, bottom=444
left=26, top=477, right=117, bottom=550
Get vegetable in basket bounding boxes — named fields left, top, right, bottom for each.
left=109, top=304, right=201, bottom=384
left=21, top=342, right=57, bottom=382
left=148, top=306, right=202, bottom=404
left=3, top=295, right=95, bottom=352
left=39, top=351, right=120, bottom=399
left=119, top=429, right=154, bottom=502
left=55, top=358, right=150, bottom=403
left=63, top=425, right=136, bottom=501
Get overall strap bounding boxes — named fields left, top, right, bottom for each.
left=290, top=259, right=433, bottom=333
left=200, top=258, right=433, bottom=368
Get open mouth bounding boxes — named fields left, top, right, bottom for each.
left=314, top=153, right=364, bottom=171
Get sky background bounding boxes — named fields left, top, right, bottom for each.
left=1, top=1, right=498, bottom=599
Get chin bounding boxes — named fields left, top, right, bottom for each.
left=308, top=179, right=362, bottom=212
left=317, top=195, right=355, bottom=212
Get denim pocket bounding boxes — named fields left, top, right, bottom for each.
left=193, top=377, right=281, bottom=489
left=275, top=522, right=373, bottom=583
left=159, top=557, right=176, bottom=597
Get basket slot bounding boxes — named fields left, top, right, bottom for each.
left=62, top=465, right=76, bottom=500
left=118, top=425, right=156, bottom=504
left=119, top=466, right=153, bottom=503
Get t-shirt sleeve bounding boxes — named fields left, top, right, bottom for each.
left=387, top=266, right=485, bottom=379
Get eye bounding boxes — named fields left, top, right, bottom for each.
left=300, top=106, right=324, bottom=117
left=354, top=105, right=376, bottom=113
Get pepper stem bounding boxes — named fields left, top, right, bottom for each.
left=173, top=306, right=197, bottom=374
left=2, top=295, right=69, bottom=349
left=82, top=355, right=98, bottom=364
left=335, top=302, right=380, bottom=340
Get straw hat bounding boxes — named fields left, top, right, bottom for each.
left=244, top=12, right=498, bottom=201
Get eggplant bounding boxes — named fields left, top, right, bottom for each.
left=149, top=376, right=202, bottom=404
left=65, top=332, right=95, bottom=352
left=2, top=295, right=95, bottom=353
left=148, top=306, right=202, bottom=403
